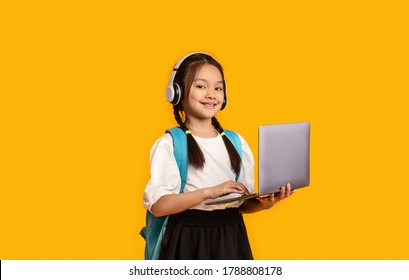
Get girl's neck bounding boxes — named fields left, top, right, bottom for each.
left=185, top=119, right=218, bottom=138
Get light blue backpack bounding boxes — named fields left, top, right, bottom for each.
left=140, top=127, right=242, bottom=260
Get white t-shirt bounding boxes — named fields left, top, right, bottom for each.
left=143, top=132, right=255, bottom=211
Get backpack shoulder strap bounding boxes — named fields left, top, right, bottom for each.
left=165, top=127, right=188, bottom=192
left=223, top=130, right=242, bottom=158
left=223, top=130, right=242, bottom=181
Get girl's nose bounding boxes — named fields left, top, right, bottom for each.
left=206, top=89, right=216, bottom=98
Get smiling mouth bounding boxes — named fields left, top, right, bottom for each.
left=200, top=102, right=218, bottom=108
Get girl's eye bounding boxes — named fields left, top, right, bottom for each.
left=196, top=85, right=205, bottom=89
left=215, top=87, right=223, bottom=91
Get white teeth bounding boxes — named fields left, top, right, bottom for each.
left=200, top=102, right=217, bottom=108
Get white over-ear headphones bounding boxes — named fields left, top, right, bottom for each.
left=165, top=52, right=227, bottom=110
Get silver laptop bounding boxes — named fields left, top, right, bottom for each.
left=205, top=122, right=310, bottom=205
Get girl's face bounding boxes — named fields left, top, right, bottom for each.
left=182, top=63, right=225, bottom=122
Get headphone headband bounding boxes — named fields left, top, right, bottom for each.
left=173, top=52, right=205, bottom=70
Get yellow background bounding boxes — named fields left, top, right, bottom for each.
left=1, top=0, right=408, bottom=259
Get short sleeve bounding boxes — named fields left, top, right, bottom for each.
left=143, top=133, right=181, bottom=211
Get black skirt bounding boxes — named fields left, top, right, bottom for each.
left=160, top=208, right=253, bottom=260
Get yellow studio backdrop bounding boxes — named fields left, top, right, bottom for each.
left=1, top=0, right=408, bottom=259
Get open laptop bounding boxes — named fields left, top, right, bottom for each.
left=205, top=122, right=310, bottom=205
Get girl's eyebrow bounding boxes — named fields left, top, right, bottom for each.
left=193, top=78, right=224, bottom=84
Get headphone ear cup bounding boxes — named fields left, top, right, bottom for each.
left=220, top=96, right=227, bottom=110
left=165, top=85, right=175, bottom=104
left=173, top=83, right=183, bottom=105
left=220, top=81, right=227, bottom=110
left=165, top=82, right=183, bottom=105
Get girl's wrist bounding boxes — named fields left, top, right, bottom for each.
left=201, top=188, right=213, bottom=200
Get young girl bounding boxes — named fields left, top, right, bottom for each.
left=143, top=53, right=294, bottom=260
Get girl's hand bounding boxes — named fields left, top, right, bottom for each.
left=256, top=183, right=294, bottom=210
left=207, top=181, right=250, bottom=199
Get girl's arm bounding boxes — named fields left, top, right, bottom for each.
left=150, top=189, right=208, bottom=217
left=239, top=183, right=294, bottom=214
left=150, top=181, right=249, bottom=217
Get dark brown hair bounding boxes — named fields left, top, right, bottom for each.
left=172, top=53, right=241, bottom=175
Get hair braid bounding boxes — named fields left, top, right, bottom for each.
left=173, top=105, right=186, bottom=129
left=173, top=105, right=205, bottom=169
left=212, top=117, right=242, bottom=175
